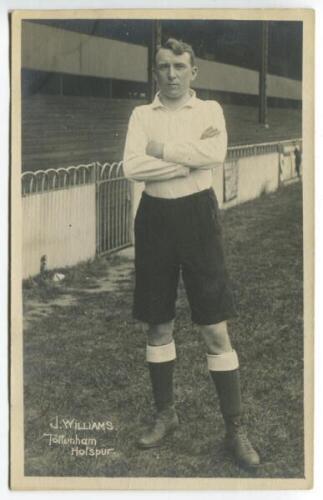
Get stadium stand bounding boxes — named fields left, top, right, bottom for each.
left=22, top=96, right=142, bottom=171
left=22, top=94, right=302, bottom=172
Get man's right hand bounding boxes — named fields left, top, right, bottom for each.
left=200, top=126, right=220, bottom=140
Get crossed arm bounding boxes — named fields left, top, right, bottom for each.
left=146, top=126, right=221, bottom=161
left=123, top=107, right=227, bottom=183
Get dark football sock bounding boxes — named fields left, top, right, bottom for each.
left=148, top=360, right=175, bottom=412
left=207, top=350, right=242, bottom=432
left=146, top=341, right=176, bottom=412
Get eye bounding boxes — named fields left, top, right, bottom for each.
left=157, top=64, right=169, bottom=71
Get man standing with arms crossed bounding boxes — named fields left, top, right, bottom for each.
left=123, top=38, right=260, bottom=469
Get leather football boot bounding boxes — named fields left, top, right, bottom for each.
left=225, top=427, right=260, bottom=468
left=137, top=406, right=179, bottom=449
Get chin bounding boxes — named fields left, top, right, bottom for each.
left=165, top=90, right=185, bottom=99
left=166, top=94, right=181, bottom=100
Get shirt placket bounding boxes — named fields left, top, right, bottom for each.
left=166, top=110, right=180, bottom=142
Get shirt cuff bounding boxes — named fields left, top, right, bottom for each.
left=178, top=165, right=190, bottom=177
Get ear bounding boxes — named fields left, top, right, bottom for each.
left=191, top=65, right=198, bottom=82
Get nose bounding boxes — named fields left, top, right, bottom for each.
left=168, top=65, right=176, bottom=80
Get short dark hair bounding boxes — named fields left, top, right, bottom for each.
left=156, top=38, right=196, bottom=66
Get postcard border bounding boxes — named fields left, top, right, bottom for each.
left=10, top=7, right=314, bottom=490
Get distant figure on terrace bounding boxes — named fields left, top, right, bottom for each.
left=294, top=146, right=302, bottom=177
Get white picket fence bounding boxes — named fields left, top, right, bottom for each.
left=22, top=138, right=302, bottom=278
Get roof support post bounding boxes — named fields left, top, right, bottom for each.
left=148, top=20, right=162, bottom=101
left=259, top=21, right=269, bottom=126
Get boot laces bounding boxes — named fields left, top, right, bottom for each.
left=237, top=431, right=253, bottom=451
left=235, top=429, right=254, bottom=452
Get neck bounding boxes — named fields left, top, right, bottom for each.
left=159, top=91, right=192, bottom=110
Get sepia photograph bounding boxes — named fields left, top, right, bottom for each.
left=10, top=8, right=314, bottom=490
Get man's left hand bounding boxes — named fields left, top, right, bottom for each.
left=146, top=141, right=164, bottom=159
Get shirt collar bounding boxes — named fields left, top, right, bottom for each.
left=151, top=89, right=197, bottom=110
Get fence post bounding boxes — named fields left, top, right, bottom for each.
left=95, top=162, right=101, bottom=255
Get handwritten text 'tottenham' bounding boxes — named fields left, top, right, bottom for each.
left=43, top=433, right=97, bottom=446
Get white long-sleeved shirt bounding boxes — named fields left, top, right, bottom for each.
left=123, top=90, right=227, bottom=199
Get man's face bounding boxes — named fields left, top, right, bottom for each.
left=154, top=48, right=198, bottom=100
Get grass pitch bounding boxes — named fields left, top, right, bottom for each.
left=22, top=182, right=304, bottom=478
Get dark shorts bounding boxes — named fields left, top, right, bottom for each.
left=133, top=188, right=237, bottom=325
